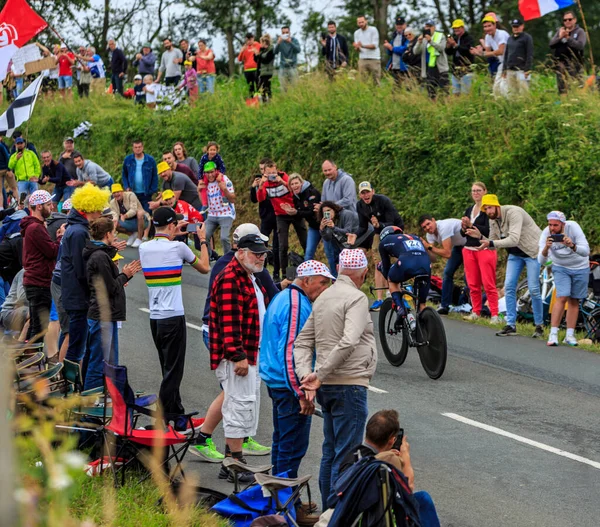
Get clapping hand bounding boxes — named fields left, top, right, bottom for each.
left=113, top=240, right=128, bottom=251
left=123, top=259, right=142, bottom=278
left=465, top=226, right=481, bottom=239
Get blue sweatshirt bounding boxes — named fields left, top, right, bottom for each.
left=60, top=209, right=91, bottom=310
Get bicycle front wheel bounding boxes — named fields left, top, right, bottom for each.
left=378, top=298, right=409, bottom=367
left=416, top=307, right=447, bottom=380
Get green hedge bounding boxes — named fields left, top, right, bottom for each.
left=25, top=73, right=599, bottom=244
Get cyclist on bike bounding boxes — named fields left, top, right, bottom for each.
left=378, top=226, right=432, bottom=315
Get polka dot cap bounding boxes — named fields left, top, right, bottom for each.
left=296, top=260, right=335, bottom=280
left=339, top=249, right=368, bottom=269
left=28, top=190, right=54, bottom=206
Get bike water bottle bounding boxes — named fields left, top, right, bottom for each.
left=407, top=312, right=416, bottom=332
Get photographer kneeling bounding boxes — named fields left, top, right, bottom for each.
left=332, top=409, right=440, bottom=527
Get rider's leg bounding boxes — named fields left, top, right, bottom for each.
left=389, top=282, right=405, bottom=316
left=416, top=276, right=431, bottom=312
left=374, top=268, right=388, bottom=302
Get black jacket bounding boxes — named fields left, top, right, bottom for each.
left=322, top=34, right=349, bottom=68
left=461, top=204, right=490, bottom=248
left=402, top=40, right=421, bottom=69
left=83, top=241, right=130, bottom=322
left=292, top=182, right=321, bottom=230
left=42, top=160, right=72, bottom=187
left=250, top=179, right=276, bottom=222
left=0, top=233, right=22, bottom=283
left=356, top=194, right=404, bottom=237
left=503, top=32, right=534, bottom=72
left=110, top=48, right=128, bottom=75
left=446, top=31, right=475, bottom=74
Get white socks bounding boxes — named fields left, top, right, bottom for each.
left=550, top=327, right=559, bottom=337
left=566, top=328, right=575, bottom=337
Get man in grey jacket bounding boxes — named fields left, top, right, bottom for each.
left=72, top=152, right=113, bottom=188
left=472, top=194, right=544, bottom=338
left=294, top=248, right=377, bottom=510
left=156, top=38, right=183, bottom=86
left=413, top=19, right=449, bottom=98
left=274, top=26, right=301, bottom=91
left=539, top=211, right=589, bottom=347
left=320, top=160, right=356, bottom=211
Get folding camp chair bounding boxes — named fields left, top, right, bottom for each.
left=15, top=362, right=65, bottom=394
left=254, top=473, right=312, bottom=527
left=102, top=361, right=199, bottom=487
left=223, top=457, right=272, bottom=493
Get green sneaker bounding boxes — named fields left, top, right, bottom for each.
left=189, top=438, right=225, bottom=463
left=242, top=437, right=271, bottom=456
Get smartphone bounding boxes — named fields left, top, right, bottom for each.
left=324, top=211, right=331, bottom=220
left=392, top=428, right=404, bottom=450
left=551, top=234, right=564, bottom=242
left=19, top=192, right=27, bottom=206
left=186, top=222, right=201, bottom=233
left=285, top=267, right=297, bottom=281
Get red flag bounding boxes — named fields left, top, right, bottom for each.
left=0, top=0, right=48, bottom=80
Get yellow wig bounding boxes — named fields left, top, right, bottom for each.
left=71, top=183, right=111, bottom=213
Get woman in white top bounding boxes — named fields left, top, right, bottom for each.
left=462, top=181, right=500, bottom=323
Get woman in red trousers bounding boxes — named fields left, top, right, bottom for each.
left=461, top=181, right=500, bottom=323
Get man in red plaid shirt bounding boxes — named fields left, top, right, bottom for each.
left=209, top=233, right=270, bottom=479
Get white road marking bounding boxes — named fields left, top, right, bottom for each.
left=139, top=308, right=389, bottom=394
left=138, top=308, right=204, bottom=331
left=443, top=412, right=600, bottom=470
left=368, top=385, right=389, bottom=394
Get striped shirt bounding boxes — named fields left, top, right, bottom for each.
left=139, top=235, right=198, bottom=319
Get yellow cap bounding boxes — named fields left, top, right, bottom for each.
left=451, top=19, right=465, bottom=29
left=111, top=183, right=123, bottom=193
left=481, top=194, right=500, bottom=208
left=482, top=15, right=496, bottom=24
left=112, top=253, right=124, bottom=261
left=157, top=161, right=170, bottom=174
left=184, top=60, right=193, bottom=66
left=162, top=189, right=175, bottom=200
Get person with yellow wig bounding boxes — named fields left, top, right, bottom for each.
left=61, top=183, right=112, bottom=366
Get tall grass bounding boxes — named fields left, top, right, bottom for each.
left=25, top=71, right=600, bottom=243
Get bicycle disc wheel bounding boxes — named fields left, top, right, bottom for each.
left=416, top=307, right=447, bottom=380
left=378, top=298, right=409, bottom=367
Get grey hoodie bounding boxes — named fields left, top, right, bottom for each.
left=321, top=169, right=356, bottom=211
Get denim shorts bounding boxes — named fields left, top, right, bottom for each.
left=553, top=265, right=589, bottom=299
left=118, top=217, right=149, bottom=233
left=58, top=75, right=73, bottom=89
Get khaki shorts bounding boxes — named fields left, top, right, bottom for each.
left=216, top=360, right=260, bottom=439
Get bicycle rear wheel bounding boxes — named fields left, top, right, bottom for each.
left=378, top=298, right=409, bottom=367
left=416, top=307, right=447, bottom=380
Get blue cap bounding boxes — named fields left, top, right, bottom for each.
left=424, top=19, right=436, bottom=26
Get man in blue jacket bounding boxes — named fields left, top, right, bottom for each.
left=384, top=17, right=409, bottom=87
left=121, top=140, right=158, bottom=213
left=62, top=184, right=111, bottom=363
left=259, top=260, right=334, bottom=479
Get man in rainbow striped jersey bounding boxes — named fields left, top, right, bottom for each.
left=139, top=206, right=210, bottom=433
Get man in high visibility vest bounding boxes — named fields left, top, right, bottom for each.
left=413, top=19, right=449, bottom=98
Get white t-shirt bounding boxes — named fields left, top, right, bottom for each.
left=250, top=274, right=266, bottom=340
left=145, top=83, right=159, bottom=103
left=354, top=26, right=381, bottom=60
left=139, top=236, right=198, bottom=319
left=207, top=175, right=235, bottom=218
left=485, top=29, right=510, bottom=64
left=426, top=218, right=466, bottom=247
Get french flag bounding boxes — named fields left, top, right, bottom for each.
left=519, top=0, right=575, bottom=21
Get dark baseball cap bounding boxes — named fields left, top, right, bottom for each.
left=511, top=18, right=523, bottom=26
left=14, top=137, right=25, bottom=144
left=152, top=206, right=183, bottom=226
left=237, top=234, right=270, bottom=254
left=64, top=137, right=74, bottom=142
left=395, top=16, right=406, bottom=25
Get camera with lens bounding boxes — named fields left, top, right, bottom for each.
left=422, top=28, right=431, bottom=36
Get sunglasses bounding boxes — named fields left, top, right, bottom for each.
left=564, top=18, right=574, bottom=21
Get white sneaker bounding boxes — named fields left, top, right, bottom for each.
left=132, top=238, right=143, bottom=248
left=547, top=334, right=559, bottom=347
left=490, top=316, right=502, bottom=325
left=126, top=233, right=137, bottom=246
left=142, top=236, right=148, bottom=241
left=563, top=334, right=578, bottom=346
left=463, top=313, right=479, bottom=321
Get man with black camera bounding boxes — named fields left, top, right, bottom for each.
left=446, top=19, right=475, bottom=95
left=413, top=19, right=449, bottom=99
left=549, top=11, right=586, bottom=95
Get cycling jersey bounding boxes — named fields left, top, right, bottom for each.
left=378, top=233, right=432, bottom=304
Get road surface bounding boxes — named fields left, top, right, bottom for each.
left=118, top=249, right=600, bottom=526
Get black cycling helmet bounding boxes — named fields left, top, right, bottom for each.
left=380, top=225, right=403, bottom=241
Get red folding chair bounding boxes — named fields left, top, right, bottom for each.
left=102, top=361, right=202, bottom=487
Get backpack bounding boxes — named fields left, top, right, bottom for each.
left=328, top=456, right=421, bottom=527
left=250, top=516, right=288, bottom=527
left=285, top=250, right=304, bottom=280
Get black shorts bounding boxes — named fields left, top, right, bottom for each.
left=378, top=255, right=431, bottom=303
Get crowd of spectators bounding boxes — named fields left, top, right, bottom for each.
left=2, top=9, right=589, bottom=107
